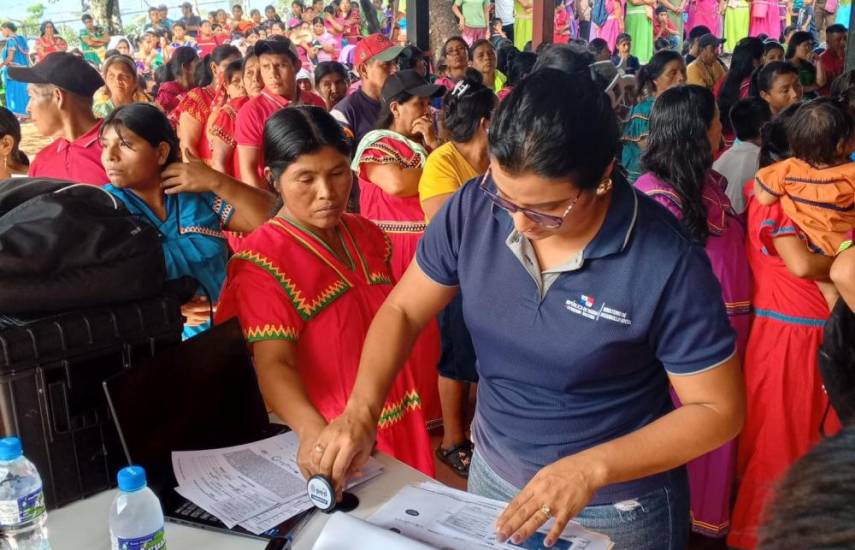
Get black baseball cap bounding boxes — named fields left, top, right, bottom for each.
left=381, top=70, right=444, bottom=103
left=8, top=52, right=104, bottom=98
left=698, top=34, right=726, bottom=49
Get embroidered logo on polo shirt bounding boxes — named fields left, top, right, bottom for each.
left=565, top=295, right=632, bottom=325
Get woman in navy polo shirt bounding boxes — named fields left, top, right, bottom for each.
left=310, top=69, right=744, bottom=549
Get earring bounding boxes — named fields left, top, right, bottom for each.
left=597, top=178, right=613, bottom=195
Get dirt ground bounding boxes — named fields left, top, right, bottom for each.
left=19, top=121, right=52, bottom=160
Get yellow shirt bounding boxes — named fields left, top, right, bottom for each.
left=686, top=58, right=726, bottom=90
left=419, top=142, right=479, bottom=216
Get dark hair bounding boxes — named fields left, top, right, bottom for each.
left=730, top=98, right=772, bottom=142
left=718, top=39, right=763, bottom=132
left=1, top=22, right=18, bottom=33
left=642, top=85, right=716, bottom=244
left=532, top=43, right=595, bottom=80
left=81, top=14, right=93, bottom=23
left=763, top=40, right=784, bottom=56
left=488, top=68, right=618, bottom=188
left=172, top=21, right=186, bottom=31
left=0, top=106, right=29, bottom=168
left=636, top=50, right=683, bottom=95
left=468, top=38, right=494, bottom=61
left=827, top=23, right=847, bottom=35
left=39, top=20, right=55, bottom=36
left=588, top=38, right=609, bottom=57
left=758, top=426, right=855, bottom=549
left=376, top=88, right=414, bottom=130
left=101, top=103, right=180, bottom=165
left=398, top=45, right=427, bottom=72
left=654, top=5, right=667, bottom=14
left=759, top=101, right=801, bottom=167
left=263, top=105, right=350, bottom=181
left=654, top=38, right=672, bottom=52
left=750, top=60, right=799, bottom=97
left=786, top=98, right=854, bottom=167
left=506, top=51, right=536, bottom=85
left=223, top=59, right=244, bottom=85
left=786, top=31, right=815, bottom=59
left=315, top=61, right=348, bottom=86
left=162, top=46, right=198, bottom=84
left=830, top=69, right=855, bottom=97
left=195, top=44, right=241, bottom=87
left=442, top=72, right=497, bottom=142
left=496, top=43, right=519, bottom=74
left=441, top=36, right=469, bottom=59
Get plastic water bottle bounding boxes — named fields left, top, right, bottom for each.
left=109, top=466, right=167, bottom=550
left=0, top=436, right=50, bottom=550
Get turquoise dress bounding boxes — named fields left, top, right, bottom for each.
left=105, top=186, right=233, bottom=339
left=620, top=96, right=654, bottom=183
left=1, top=34, right=30, bottom=116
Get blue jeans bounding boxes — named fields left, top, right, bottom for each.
left=468, top=451, right=690, bottom=550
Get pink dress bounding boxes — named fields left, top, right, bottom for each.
left=686, top=0, right=722, bottom=36
left=749, top=0, right=781, bottom=39
left=635, top=170, right=752, bottom=538
left=593, top=0, right=623, bottom=50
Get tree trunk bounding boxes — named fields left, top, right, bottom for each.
left=91, top=0, right=122, bottom=35
left=427, top=0, right=459, bottom=57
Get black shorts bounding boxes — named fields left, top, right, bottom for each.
left=436, top=293, right=479, bottom=383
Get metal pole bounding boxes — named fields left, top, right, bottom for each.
left=406, top=0, right=430, bottom=51
left=533, top=0, right=556, bottom=50
left=846, top=6, right=855, bottom=71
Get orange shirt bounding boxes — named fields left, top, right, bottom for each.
left=755, top=158, right=855, bottom=255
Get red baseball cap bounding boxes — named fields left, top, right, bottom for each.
left=353, top=33, right=403, bottom=68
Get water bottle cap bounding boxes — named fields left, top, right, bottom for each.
left=0, top=437, right=22, bottom=461
left=117, top=465, right=147, bottom=492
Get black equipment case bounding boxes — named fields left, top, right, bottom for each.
left=0, top=296, right=182, bottom=509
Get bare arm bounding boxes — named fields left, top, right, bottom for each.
left=772, top=234, right=835, bottom=280
left=363, top=163, right=423, bottom=197
left=209, top=135, right=234, bottom=175
left=421, top=193, right=454, bottom=223
left=753, top=179, right=779, bottom=205
left=452, top=3, right=465, bottom=27
left=310, top=263, right=458, bottom=488
left=496, top=354, right=745, bottom=545
left=178, top=112, right=203, bottom=159
left=237, top=145, right=265, bottom=189
left=253, top=340, right=329, bottom=477
left=831, top=247, right=855, bottom=311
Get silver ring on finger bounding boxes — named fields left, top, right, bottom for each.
left=540, top=505, right=552, bottom=519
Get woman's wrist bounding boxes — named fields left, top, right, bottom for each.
left=557, top=451, right=609, bottom=494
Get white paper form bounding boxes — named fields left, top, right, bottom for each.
left=312, top=512, right=437, bottom=550
left=367, top=483, right=614, bottom=550
left=171, top=432, right=383, bottom=534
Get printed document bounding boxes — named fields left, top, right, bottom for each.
left=171, top=432, right=382, bottom=534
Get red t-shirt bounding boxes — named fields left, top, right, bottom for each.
left=28, top=120, right=108, bottom=186
left=818, top=50, right=844, bottom=96
left=235, top=88, right=326, bottom=182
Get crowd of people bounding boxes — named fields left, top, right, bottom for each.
left=0, top=2, right=853, bottom=550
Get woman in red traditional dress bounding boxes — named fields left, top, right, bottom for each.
left=351, top=70, right=445, bottom=423
left=155, top=47, right=199, bottom=116
left=728, top=109, right=841, bottom=550
left=207, top=53, right=262, bottom=178
left=173, top=44, right=240, bottom=161
left=34, top=21, right=61, bottom=62
left=216, top=106, right=434, bottom=476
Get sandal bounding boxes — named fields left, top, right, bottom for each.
left=435, top=441, right=473, bottom=478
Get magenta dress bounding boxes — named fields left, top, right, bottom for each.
left=593, top=0, right=624, bottom=50
left=749, top=0, right=781, bottom=39
left=686, top=0, right=722, bottom=36
left=635, top=170, right=752, bottom=538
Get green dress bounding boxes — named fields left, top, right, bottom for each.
left=724, top=0, right=750, bottom=53
left=79, top=28, right=107, bottom=65
left=620, top=96, right=654, bottom=183
left=514, top=1, right=533, bottom=50
left=625, top=4, right=653, bottom=64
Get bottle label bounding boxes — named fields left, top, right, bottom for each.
left=114, top=527, right=166, bottom=550
left=0, top=487, right=46, bottom=526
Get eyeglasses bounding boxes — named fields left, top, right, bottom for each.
left=478, top=170, right=582, bottom=230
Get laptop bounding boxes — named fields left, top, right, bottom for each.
left=102, top=318, right=311, bottom=541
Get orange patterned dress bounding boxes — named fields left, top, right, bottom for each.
left=216, top=214, right=435, bottom=476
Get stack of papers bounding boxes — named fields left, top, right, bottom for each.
left=363, top=482, right=613, bottom=550
left=171, top=432, right=383, bottom=535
